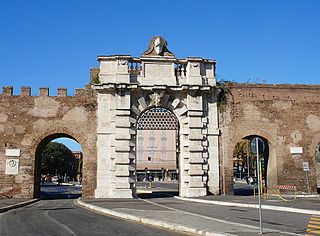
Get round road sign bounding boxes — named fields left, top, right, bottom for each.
left=250, top=137, right=265, bottom=154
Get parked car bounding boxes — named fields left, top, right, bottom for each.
left=246, top=176, right=258, bottom=185
left=51, top=176, right=59, bottom=182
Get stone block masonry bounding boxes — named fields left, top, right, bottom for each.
left=93, top=36, right=219, bottom=198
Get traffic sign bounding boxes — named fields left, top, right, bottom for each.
left=303, top=161, right=310, bottom=172
left=250, top=137, right=265, bottom=154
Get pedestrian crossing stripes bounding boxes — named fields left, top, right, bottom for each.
left=306, top=215, right=320, bottom=235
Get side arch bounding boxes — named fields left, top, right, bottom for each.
left=225, top=130, right=278, bottom=194
left=31, top=127, right=92, bottom=198
left=308, top=133, right=320, bottom=192
left=235, top=130, right=278, bottom=188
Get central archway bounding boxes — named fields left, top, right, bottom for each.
left=135, top=107, right=179, bottom=197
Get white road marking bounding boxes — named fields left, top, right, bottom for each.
left=141, top=198, right=302, bottom=236
left=44, top=210, right=77, bottom=235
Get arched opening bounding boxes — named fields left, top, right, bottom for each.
left=232, top=135, right=269, bottom=195
left=316, top=144, right=320, bottom=193
left=135, top=107, right=179, bottom=198
left=34, top=134, right=83, bottom=199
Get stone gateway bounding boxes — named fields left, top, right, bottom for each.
left=1, top=37, right=320, bottom=199
left=94, top=36, right=219, bottom=198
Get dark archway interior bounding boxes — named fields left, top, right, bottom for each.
left=316, top=144, right=320, bottom=193
left=233, top=135, right=269, bottom=196
left=34, top=133, right=82, bottom=199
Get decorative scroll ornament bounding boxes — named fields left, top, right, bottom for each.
left=118, top=59, right=128, bottom=65
left=149, top=91, right=164, bottom=107
left=142, top=36, right=175, bottom=57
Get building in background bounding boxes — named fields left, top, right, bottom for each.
left=136, top=129, right=177, bottom=181
left=72, top=151, right=83, bottom=181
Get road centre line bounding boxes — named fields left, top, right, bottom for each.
left=44, top=210, right=76, bottom=235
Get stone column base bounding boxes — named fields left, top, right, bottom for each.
left=110, top=189, right=133, bottom=198
left=181, top=187, right=207, bottom=198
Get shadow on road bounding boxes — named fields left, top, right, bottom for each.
left=233, top=181, right=257, bottom=196
left=40, top=182, right=82, bottom=200
left=137, top=191, right=178, bottom=199
left=136, top=181, right=179, bottom=199
left=40, top=193, right=82, bottom=200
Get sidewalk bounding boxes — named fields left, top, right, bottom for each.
left=77, top=197, right=263, bottom=236
left=0, top=198, right=39, bottom=213
left=179, top=194, right=320, bottom=215
left=76, top=194, right=320, bottom=236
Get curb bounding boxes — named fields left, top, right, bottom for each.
left=0, top=198, right=40, bottom=213
left=175, top=197, right=320, bottom=215
left=296, top=194, right=319, bottom=198
left=75, top=198, right=234, bottom=236
left=136, top=189, right=153, bottom=194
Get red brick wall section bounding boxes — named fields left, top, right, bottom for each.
left=0, top=86, right=97, bottom=198
left=2, top=82, right=320, bottom=197
left=219, top=83, right=320, bottom=194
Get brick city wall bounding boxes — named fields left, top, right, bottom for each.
left=2, top=81, right=320, bottom=198
left=219, top=83, right=320, bottom=194
left=0, top=86, right=97, bottom=198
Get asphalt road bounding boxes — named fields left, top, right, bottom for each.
left=4, top=182, right=310, bottom=235
left=0, top=199, right=190, bottom=236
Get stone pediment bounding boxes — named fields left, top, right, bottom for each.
left=96, top=36, right=216, bottom=87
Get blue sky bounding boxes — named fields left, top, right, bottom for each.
left=1, top=1, right=319, bottom=149
left=1, top=0, right=320, bottom=95
left=54, top=138, right=81, bottom=152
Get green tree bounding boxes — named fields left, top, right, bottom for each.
left=41, top=142, right=77, bottom=179
left=233, top=139, right=255, bottom=176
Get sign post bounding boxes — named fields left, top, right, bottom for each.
left=250, top=137, right=265, bottom=234
left=303, top=161, right=310, bottom=194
